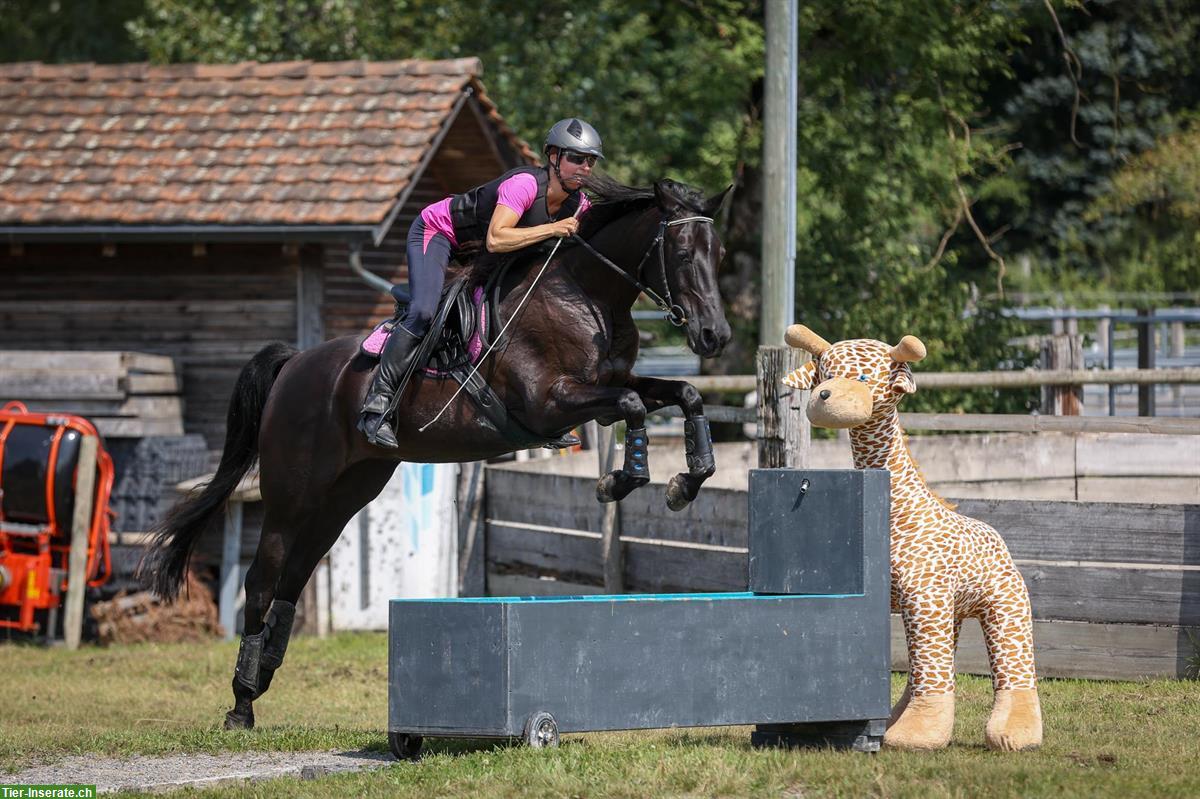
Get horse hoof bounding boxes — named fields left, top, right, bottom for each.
left=224, top=709, right=254, bottom=730
left=596, top=473, right=618, bottom=503
left=666, top=475, right=691, bottom=512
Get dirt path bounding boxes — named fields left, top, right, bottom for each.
left=9, top=749, right=397, bottom=794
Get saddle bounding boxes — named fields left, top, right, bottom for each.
left=360, top=263, right=574, bottom=449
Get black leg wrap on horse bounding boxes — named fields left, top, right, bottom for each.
left=259, top=600, right=296, bottom=671
left=233, top=631, right=266, bottom=694
left=623, top=427, right=650, bottom=481
left=683, top=414, right=715, bottom=475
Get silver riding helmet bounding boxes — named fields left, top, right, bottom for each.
left=544, top=118, right=604, bottom=159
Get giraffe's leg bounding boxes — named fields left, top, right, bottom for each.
left=884, top=583, right=957, bottom=751
left=981, top=566, right=1042, bottom=751
left=891, top=616, right=963, bottom=726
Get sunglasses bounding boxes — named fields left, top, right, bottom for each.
left=563, top=151, right=598, bottom=167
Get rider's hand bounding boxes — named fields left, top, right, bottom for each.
left=549, top=218, right=580, bottom=238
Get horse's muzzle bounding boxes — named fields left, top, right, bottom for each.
left=694, top=321, right=731, bottom=358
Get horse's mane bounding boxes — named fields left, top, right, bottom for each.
left=575, top=174, right=656, bottom=237
left=459, top=174, right=709, bottom=280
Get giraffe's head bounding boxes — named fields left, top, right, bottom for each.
left=780, top=325, right=926, bottom=429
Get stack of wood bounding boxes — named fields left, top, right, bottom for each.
left=90, top=571, right=223, bottom=644
left=0, top=350, right=183, bottom=438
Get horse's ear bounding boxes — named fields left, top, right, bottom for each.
left=703, top=185, right=733, bottom=217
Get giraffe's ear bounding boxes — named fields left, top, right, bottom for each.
left=782, top=360, right=817, bottom=391
left=891, top=363, right=917, bottom=395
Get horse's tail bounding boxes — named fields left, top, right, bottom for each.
left=138, top=342, right=298, bottom=601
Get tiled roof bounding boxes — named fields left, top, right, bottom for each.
left=0, top=58, right=534, bottom=229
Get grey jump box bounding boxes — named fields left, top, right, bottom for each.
left=388, top=469, right=891, bottom=753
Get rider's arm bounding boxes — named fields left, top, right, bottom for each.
left=485, top=173, right=578, bottom=253
left=486, top=207, right=577, bottom=253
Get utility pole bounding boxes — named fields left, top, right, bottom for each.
left=761, top=0, right=798, bottom=346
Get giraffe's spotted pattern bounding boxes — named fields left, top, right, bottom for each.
left=784, top=338, right=1038, bottom=696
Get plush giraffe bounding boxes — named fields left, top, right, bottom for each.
left=781, top=324, right=1042, bottom=752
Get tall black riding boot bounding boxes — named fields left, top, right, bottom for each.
left=358, top=325, right=422, bottom=448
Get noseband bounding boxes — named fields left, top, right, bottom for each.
left=572, top=215, right=714, bottom=327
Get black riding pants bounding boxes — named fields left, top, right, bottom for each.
left=402, top=217, right=455, bottom=337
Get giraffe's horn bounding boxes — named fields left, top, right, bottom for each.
left=889, top=335, right=927, bottom=363
left=784, top=324, right=831, bottom=356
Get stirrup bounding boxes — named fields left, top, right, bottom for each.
left=360, top=411, right=399, bottom=449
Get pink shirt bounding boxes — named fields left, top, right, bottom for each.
left=419, top=173, right=591, bottom=252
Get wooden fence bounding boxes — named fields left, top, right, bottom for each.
left=481, top=465, right=1199, bottom=680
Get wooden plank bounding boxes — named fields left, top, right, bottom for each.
left=891, top=616, right=1194, bottom=680
left=1076, top=477, right=1200, bottom=504
left=485, top=469, right=603, bottom=532
left=121, top=352, right=177, bottom=374
left=658, top=368, right=1200, bottom=394
left=1075, top=433, right=1199, bottom=477
left=18, top=396, right=183, bottom=419
left=1020, top=563, right=1200, bottom=626
left=0, top=370, right=125, bottom=400
left=63, top=435, right=98, bottom=650
left=903, top=413, right=1200, bottom=436
left=296, top=246, right=324, bottom=350
left=93, top=417, right=184, bottom=437
left=125, top=373, right=181, bottom=394
left=623, top=541, right=745, bottom=592
left=487, top=573, right=605, bottom=597
left=0, top=351, right=125, bottom=371
left=937, top=479, right=1079, bottom=502
left=616, top=484, right=748, bottom=549
left=486, top=522, right=603, bottom=580
left=956, top=499, right=1199, bottom=565
left=908, top=433, right=1076, bottom=483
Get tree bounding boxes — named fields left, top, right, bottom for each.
left=0, top=0, right=148, bottom=64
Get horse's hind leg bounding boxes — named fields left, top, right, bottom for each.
left=224, top=503, right=300, bottom=730
left=225, top=460, right=399, bottom=729
left=626, top=376, right=715, bottom=511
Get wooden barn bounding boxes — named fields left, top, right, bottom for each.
left=0, top=58, right=536, bottom=450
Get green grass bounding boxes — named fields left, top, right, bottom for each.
left=2, top=633, right=1199, bottom=798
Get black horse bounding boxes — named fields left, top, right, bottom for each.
left=139, top=176, right=732, bottom=730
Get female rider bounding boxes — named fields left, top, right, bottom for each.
left=359, top=118, right=604, bottom=448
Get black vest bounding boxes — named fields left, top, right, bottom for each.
left=449, top=166, right=582, bottom=248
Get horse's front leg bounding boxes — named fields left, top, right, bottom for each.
left=625, top=376, right=715, bottom=511
left=550, top=382, right=651, bottom=503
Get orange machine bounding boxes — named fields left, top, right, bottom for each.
left=0, top=401, right=114, bottom=634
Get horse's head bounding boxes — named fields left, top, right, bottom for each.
left=652, top=179, right=733, bottom=358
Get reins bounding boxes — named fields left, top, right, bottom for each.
left=571, top=214, right=714, bottom=327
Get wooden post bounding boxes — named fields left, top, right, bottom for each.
left=1169, top=321, right=1185, bottom=411
left=63, top=434, right=98, bottom=650
left=597, top=424, right=622, bottom=593
left=1137, top=308, right=1156, bottom=417
left=1095, top=306, right=1110, bottom=361
left=756, top=346, right=811, bottom=468
left=456, top=461, right=487, bottom=597
left=220, top=500, right=244, bottom=640
left=1039, top=334, right=1084, bottom=415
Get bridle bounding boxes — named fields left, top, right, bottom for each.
left=571, top=215, right=714, bottom=327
